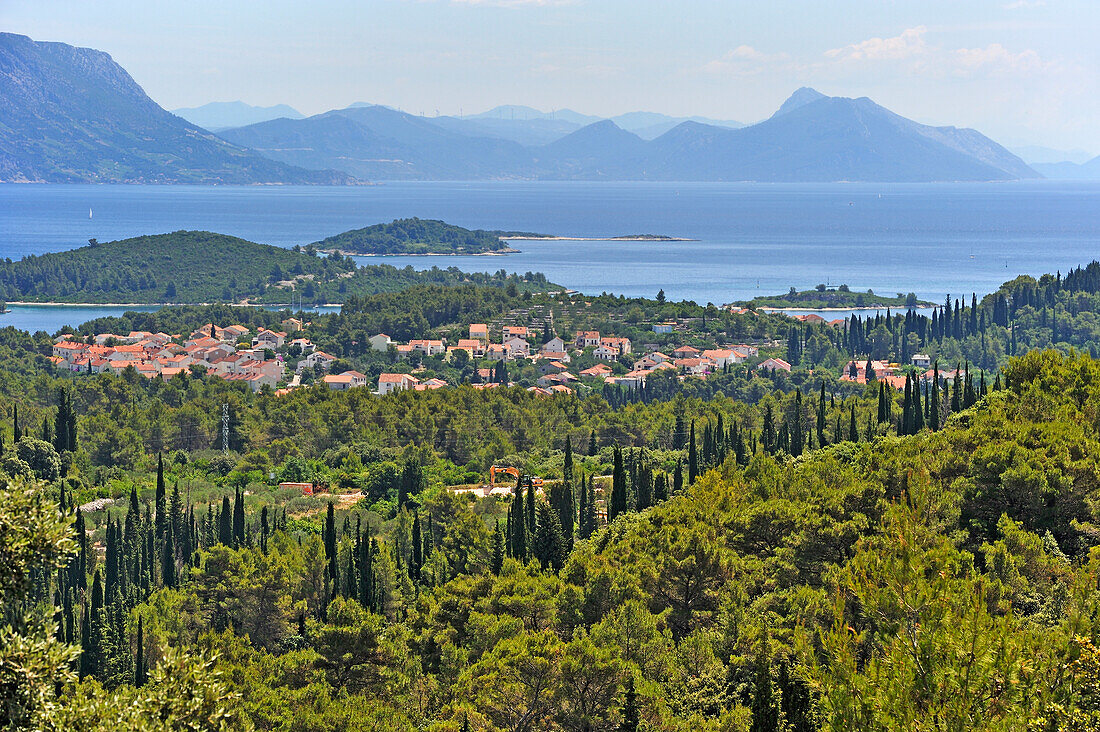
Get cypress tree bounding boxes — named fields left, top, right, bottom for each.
left=132, top=616, right=146, bottom=687
left=790, top=390, right=804, bottom=457
left=324, top=502, right=337, bottom=581
left=816, top=383, right=827, bottom=447
left=260, top=506, right=269, bottom=554
left=687, top=421, right=698, bottom=483
left=673, top=459, right=683, bottom=494
left=619, top=676, right=639, bottom=732
left=105, top=520, right=118, bottom=600
left=913, top=378, right=925, bottom=432
left=491, top=521, right=505, bottom=574
left=154, top=454, right=166, bottom=549
left=233, top=487, right=245, bottom=547
left=609, top=447, right=627, bottom=522
left=13, top=402, right=21, bottom=442
left=411, top=511, right=423, bottom=580
left=588, top=429, right=597, bottom=455
left=900, top=376, right=912, bottom=436
left=849, top=404, right=858, bottom=442
left=636, top=462, right=653, bottom=511
left=161, top=528, right=176, bottom=589
left=532, top=503, right=566, bottom=572
left=359, top=534, right=374, bottom=611
left=751, top=635, right=779, bottom=732
left=654, top=472, right=668, bottom=503
left=525, top=478, right=536, bottom=535
left=510, top=483, right=528, bottom=560
left=218, top=496, right=232, bottom=546
left=930, top=363, right=941, bottom=431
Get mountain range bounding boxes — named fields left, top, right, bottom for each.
left=172, top=101, right=305, bottom=132
left=0, top=34, right=351, bottom=184
left=0, top=33, right=1045, bottom=184
left=220, top=89, right=1038, bottom=182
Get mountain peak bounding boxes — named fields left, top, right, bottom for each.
left=771, top=87, right=828, bottom=119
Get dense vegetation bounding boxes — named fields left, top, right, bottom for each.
left=0, top=231, right=556, bottom=305
left=311, top=218, right=535, bottom=255
left=7, top=263, right=1100, bottom=727
left=743, top=285, right=929, bottom=309
left=7, top=347, right=1100, bottom=729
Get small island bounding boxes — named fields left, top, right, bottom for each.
left=312, top=218, right=532, bottom=256
left=741, top=284, right=935, bottom=310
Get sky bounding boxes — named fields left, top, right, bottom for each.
left=5, top=0, right=1099, bottom=153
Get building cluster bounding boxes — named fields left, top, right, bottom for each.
left=372, top=323, right=764, bottom=397
left=49, top=322, right=304, bottom=393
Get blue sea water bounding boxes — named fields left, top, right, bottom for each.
left=1, top=181, right=1099, bottom=331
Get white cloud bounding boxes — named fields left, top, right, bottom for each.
left=953, top=43, right=1050, bottom=75
left=702, top=45, right=791, bottom=75
left=824, top=26, right=930, bottom=62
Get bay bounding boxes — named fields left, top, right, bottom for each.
left=1, top=181, right=1099, bottom=332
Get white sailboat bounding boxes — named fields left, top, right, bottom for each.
left=88, top=207, right=93, bottom=219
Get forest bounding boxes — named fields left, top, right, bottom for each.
left=6, top=263, right=1100, bottom=728
left=6, top=348, right=1100, bottom=730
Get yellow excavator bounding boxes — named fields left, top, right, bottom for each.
left=488, top=465, right=543, bottom=490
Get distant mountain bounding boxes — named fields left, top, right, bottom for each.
left=218, top=88, right=1036, bottom=182
left=642, top=91, right=1038, bottom=182
left=172, top=101, right=304, bottom=131
left=218, top=105, right=536, bottom=180
left=609, top=112, right=743, bottom=140
left=432, top=115, right=581, bottom=147
left=0, top=34, right=353, bottom=184
left=1032, top=156, right=1100, bottom=180
left=1012, top=145, right=1094, bottom=166
left=538, top=121, right=647, bottom=177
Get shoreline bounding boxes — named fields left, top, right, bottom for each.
left=331, top=247, right=520, bottom=257
left=757, top=304, right=936, bottom=312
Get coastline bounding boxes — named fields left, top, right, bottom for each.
left=757, top=304, right=936, bottom=312
left=3, top=301, right=345, bottom=309
left=503, top=236, right=695, bottom=242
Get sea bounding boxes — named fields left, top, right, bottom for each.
left=1, top=181, right=1099, bottom=333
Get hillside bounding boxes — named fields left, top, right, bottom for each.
left=312, top=218, right=532, bottom=255
left=0, top=34, right=352, bottom=184
left=1033, top=155, right=1100, bottom=180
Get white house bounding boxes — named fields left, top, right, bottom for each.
left=541, top=337, right=567, bottom=354
left=376, top=372, right=419, bottom=395
left=504, top=337, right=531, bottom=358
left=912, top=354, right=932, bottom=368
left=302, top=350, right=337, bottom=371
left=369, top=333, right=392, bottom=352
left=593, top=344, right=619, bottom=361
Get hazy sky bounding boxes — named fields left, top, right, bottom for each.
left=5, top=0, right=1099, bottom=152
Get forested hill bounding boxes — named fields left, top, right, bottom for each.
left=311, top=218, right=535, bottom=255
left=0, top=231, right=557, bottom=304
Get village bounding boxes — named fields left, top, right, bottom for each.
left=48, top=312, right=951, bottom=398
